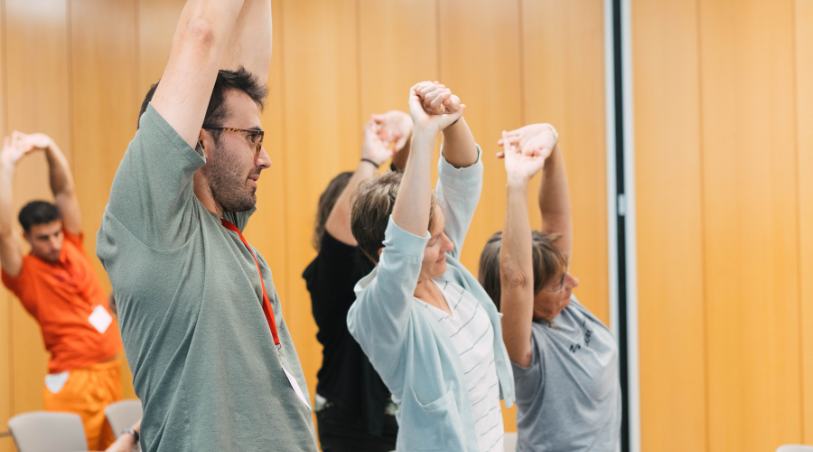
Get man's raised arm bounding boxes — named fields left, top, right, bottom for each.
left=17, top=133, right=81, bottom=236
left=151, top=0, right=248, bottom=147
left=0, top=136, right=25, bottom=277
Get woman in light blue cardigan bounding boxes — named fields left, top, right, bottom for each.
left=347, top=82, right=515, bottom=452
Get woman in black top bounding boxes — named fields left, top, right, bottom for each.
left=303, top=111, right=412, bottom=452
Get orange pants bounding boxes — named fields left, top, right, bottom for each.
left=43, top=359, right=122, bottom=451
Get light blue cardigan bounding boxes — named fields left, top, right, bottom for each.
left=347, top=150, right=515, bottom=452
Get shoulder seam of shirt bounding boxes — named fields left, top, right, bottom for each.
left=142, top=104, right=207, bottom=168
left=102, top=209, right=198, bottom=253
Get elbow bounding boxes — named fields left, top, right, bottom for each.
left=177, top=17, right=216, bottom=54
left=0, top=227, right=13, bottom=240
left=500, top=263, right=529, bottom=289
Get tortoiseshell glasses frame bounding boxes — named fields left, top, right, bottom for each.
left=202, top=126, right=265, bottom=157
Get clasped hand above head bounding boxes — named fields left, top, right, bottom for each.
left=361, top=110, right=413, bottom=167
left=408, top=81, right=465, bottom=139
left=498, top=123, right=559, bottom=184
left=1, top=132, right=55, bottom=168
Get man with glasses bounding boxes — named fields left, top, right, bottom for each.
left=97, top=1, right=318, bottom=450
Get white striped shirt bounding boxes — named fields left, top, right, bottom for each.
left=422, top=278, right=505, bottom=452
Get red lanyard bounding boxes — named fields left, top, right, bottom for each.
left=221, top=219, right=281, bottom=350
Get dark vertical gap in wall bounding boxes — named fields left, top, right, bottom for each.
left=611, top=0, right=630, bottom=451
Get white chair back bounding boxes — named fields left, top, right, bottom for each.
left=8, top=411, right=87, bottom=452
left=504, top=431, right=518, bottom=452
left=104, top=399, right=143, bottom=439
left=777, top=445, right=813, bottom=452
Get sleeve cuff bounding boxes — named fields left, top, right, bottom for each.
left=63, top=228, right=84, bottom=247
left=1, top=267, right=21, bottom=292
left=439, top=145, right=484, bottom=181
left=383, top=216, right=431, bottom=263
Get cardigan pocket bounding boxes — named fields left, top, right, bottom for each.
left=400, top=387, right=464, bottom=451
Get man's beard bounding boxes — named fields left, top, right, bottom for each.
left=206, top=147, right=258, bottom=213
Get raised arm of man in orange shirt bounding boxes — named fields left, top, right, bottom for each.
left=0, top=135, right=27, bottom=276
left=0, top=132, right=81, bottom=272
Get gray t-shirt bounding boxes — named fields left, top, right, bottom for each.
left=97, top=105, right=317, bottom=452
left=511, top=296, right=620, bottom=452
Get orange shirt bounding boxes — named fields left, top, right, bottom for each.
left=2, top=229, right=122, bottom=373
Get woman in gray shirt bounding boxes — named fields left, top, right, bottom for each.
left=478, top=123, right=621, bottom=451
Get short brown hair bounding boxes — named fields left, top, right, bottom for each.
left=477, top=230, right=568, bottom=310
left=138, top=67, right=268, bottom=135
left=312, top=171, right=353, bottom=251
left=351, top=171, right=439, bottom=263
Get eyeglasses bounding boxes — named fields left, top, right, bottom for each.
left=202, top=126, right=265, bottom=157
left=543, top=267, right=569, bottom=293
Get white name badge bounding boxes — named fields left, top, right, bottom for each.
left=282, top=365, right=311, bottom=410
left=88, top=305, right=113, bottom=334
left=44, top=371, right=70, bottom=394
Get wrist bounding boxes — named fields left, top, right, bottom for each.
left=0, top=162, right=14, bottom=175
left=360, top=158, right=380, bottom=169
left=443, top=118, right=461, bottom=131
left=121, top=427, right=139, bottom=443
left=506, top=177, right=530, bottom=190
left=411, top=129, right=438, bottom=147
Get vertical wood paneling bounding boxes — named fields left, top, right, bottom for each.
left=699, top=0, right=802, bottom=450
left=0, top=1, right=11, bottom=448
left=69, top=0, right=139, bottom=401
left=521, top=0, right=609, bottom=324
left=280, top=0, right=359, bottom=403
left=4, top=0, right=70, bottom=416
left=795, top=0, right=813, bottom=443
left=357, top=0, right=441, bottom=178
left=438, top=0, right=523, bottom=433
left=137, top=0, right=185, bottom=97
left=358, top=0, right=438, bottom=121
left=632, top=0, right=707, bottom=450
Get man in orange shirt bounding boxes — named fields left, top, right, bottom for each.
left=0, top=131, right=123, bottom=450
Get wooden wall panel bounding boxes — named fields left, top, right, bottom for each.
left=4, top=0, right=70, bottom=417
left=521, top=0, right=609, bottom=324
left=358, top=0, right=438, bottom=120
left=0, top=1, right=11, bottom=448
left=699, top=0, right=802, bottom=450
left=69, top=0, right=140, bottom=401
left=137, top=0, right=185, bottom=96
left=795, top=0, right=813, bottom=443
left=357, top=0, right=441, bottom=180
left=632, top=0, right=707, bottom=451
left=280, top=0, right=360, bottom=404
